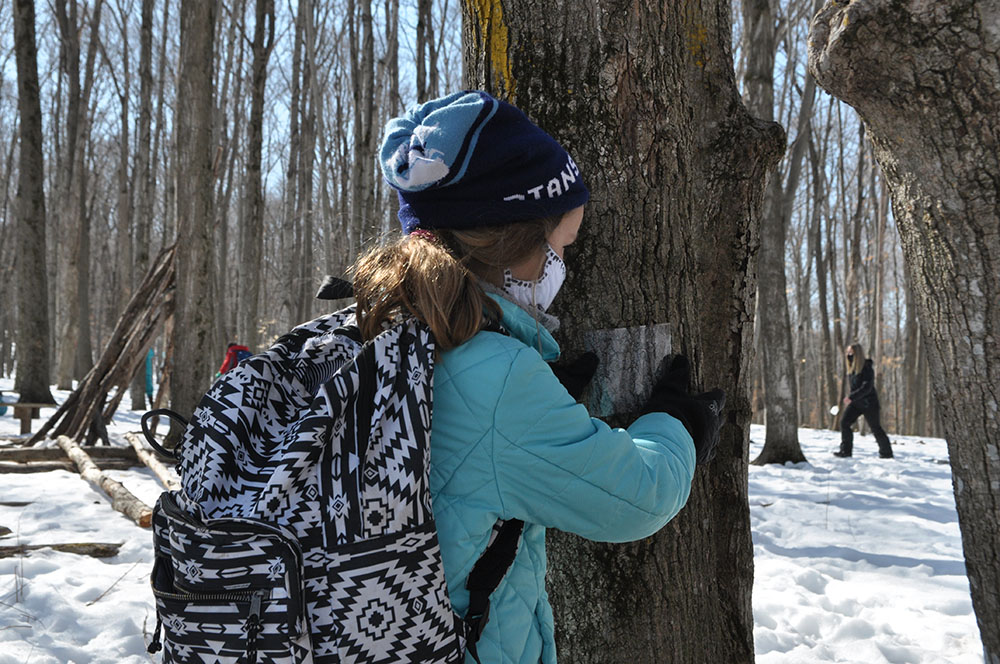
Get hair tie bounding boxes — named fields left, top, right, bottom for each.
left=410, top=228, right=437, bottom=242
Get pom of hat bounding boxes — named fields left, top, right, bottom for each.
left=379, top=90, right=589, bottom=234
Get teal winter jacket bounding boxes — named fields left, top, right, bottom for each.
left=429, top=295, right=697, bottom=664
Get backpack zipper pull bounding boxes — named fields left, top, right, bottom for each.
left=245, top=590, right=265, bottom=664
left=147, top=613, right=163, bottom=654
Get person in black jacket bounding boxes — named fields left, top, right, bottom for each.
left=834, top=343, right=893, bottom=458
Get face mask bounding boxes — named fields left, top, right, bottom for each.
left=502, top=245, right=566, bottom=313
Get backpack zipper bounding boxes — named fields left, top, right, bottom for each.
left=151, top=585, right=267, bottom=663
left=245, top=589, right=264, bottom=664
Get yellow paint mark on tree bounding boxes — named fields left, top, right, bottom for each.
left=465, top=0, right=516, bottom=97
left=687, top=22, right=708, bottom=68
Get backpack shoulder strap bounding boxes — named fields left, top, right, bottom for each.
left=463, top=518, right=525, bottom=663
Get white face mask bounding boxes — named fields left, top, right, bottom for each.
left=502, top=245, right=567, bottom=313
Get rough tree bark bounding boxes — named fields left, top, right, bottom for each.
left=171, top=0, right=218, bottom=419
left=463, top=1, right=784, bottom=661
left=12, top=0, right=55, bottom=404
left=809, top=2, right=1000, bottom=661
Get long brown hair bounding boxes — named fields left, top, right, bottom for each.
left=350, top=217, right=559, bottom=350
left=845, top=343, right=866, bottom=375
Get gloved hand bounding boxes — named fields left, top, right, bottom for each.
left=549, top=352, right=599, bottom=401
left=644, top=355, right=726, bottom=465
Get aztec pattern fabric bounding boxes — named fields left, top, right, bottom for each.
left=150, top=307, right=467, bottom=663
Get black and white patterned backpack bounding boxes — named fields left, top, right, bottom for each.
left=143, top=306, right=521, bottom=664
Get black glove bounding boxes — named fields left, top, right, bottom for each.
left=644, top=355, right=726, bottom=465
left=549, top=352, right=599, bottom=401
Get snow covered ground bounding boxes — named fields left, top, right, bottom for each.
left=0, top=379, right=984, bottom=663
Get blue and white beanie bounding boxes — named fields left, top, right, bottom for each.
left=380, top=90, right=589, bottom=234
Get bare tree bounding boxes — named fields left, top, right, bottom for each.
left=129, top=0, right=155, bottom=409
left=464, top=0, right=784, bottom=661
left=53, top=0, right=104, bottom=389
left=810, top=2, right=1000, bottom=658
left=239, top=0, right=275, bottom=349
left=742, top=0, right=805, bottom=464
left=171, top=0, right=218, bottom=418
left=12, top=0, right=55, bottom=404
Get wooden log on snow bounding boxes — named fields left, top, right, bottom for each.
left=0, top=460, right=142, bottom=473
left=124, top=432, right=180, bottom=491
left=0, top=446, right=144, bottom=462
left=0, top=542, right=123, bottom=558
left=55, top=435, right=153, bottom=528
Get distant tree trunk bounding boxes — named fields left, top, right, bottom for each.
left=296, top=6, right=317, bottom=324
left=130, top=0, right=155, bottom=410
left=12, top=0, right=55, bottom=403
left=171, top=0, right=218, bottom=419
left=416, top=0, right=438, bottom=101
left=239, top=0, right=274, bottom=350
left=464, top=1, right=784, bottom=661
left=844, top=124, right=865, bottom=347
left=281, top=2, right=304, bottom=326
left=385, top=0, right=400, bottom=113
left=810, top=124, right=839, bottom=422
left=153, top=0, right=172, bottom=243
left=811, top=3, right=1000, bottom=660
left=349, top=0, right=376, bottom=245
left=743, top=0, right=805, bottom=465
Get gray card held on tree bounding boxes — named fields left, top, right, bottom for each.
left=582, top=323, right=671, bottom=418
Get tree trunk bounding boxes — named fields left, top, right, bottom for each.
left=463, top=1, right=784, bottom=661
left=810, top=3, right=1000, bottom=660
left=12, top=0, right=55, bottom=404
left=53, top=0, right=102, bottom=389
left=130, top=0, right=155, bottom=410
left=743, top=0, right=805, bottom=465
left=239, top=0, right=274, bottom=350
left=171, top=0, right=218, bottom=419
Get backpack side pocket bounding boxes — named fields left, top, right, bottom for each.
left=149, top=494, right=312, bottom=663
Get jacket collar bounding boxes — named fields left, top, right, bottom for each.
left=486, top=293, right=561, bottom=362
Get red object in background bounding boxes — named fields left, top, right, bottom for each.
left=218, top=344, right=251, bottom=374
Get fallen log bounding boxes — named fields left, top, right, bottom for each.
left=0, top=542, right=123, bottom=558
left=124, top=432, right=180, bottom=491
left=56, top=435, right=152, bottom=528
left=0, top=460, right=142, bottom=473
left=0, top=446, right=144, bottom=462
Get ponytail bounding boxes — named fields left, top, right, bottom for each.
left=352, top=236, right=500, bottom=350
left=351, top=216, right=559, bottom=350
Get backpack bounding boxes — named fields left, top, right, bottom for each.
left=143, top=306, right=521, bottom=663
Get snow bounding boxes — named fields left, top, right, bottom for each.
left=0, top=379, right=985, bottom=663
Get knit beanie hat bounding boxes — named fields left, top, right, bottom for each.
left=380, top=90, right=589, bottom=234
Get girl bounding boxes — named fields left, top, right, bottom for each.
left=835, top=343, right=894, bottom=458
left=358, top=90, right=722, bottom=664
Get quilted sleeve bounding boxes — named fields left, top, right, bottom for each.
left=492, top=347, right=696, bottom=543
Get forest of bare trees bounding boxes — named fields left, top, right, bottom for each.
left=4, top=0, right=998, bottom=661
left=0, top=0, right=937, bottom=437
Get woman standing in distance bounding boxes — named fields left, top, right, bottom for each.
left=353, top=90, right=725, bottom=663
left=835, top=343, right=894, bottom=458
